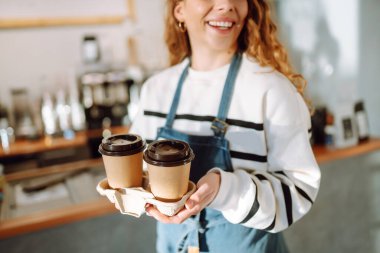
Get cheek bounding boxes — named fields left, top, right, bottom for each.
left=194, top=4, right=206, bottom=13
left=186, top=11, right=206, bottom=30
left=239, top=2, right=249, bottom=21
left=191, top=4, right=210, bottom=23
left=241, top=10, right=248, bottom=21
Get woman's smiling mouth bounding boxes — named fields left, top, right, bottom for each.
left=207, top=20, right=235, bottom=30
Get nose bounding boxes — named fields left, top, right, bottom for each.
left=215, top=0, right=234, bottom=12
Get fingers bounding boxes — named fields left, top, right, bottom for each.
left=185, top=186, right=213, bottom=212
left=146, top=187, right=213, bottom=223
left=145, top=204, right=195, bottom=224
left=186, top=172, right=221, bottom=211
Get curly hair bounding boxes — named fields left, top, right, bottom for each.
left=164, top=0, right=311, bottom=111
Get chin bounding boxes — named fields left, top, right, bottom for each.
left=205, top=35, right=238, bottom=53
left=208, top=41, right=236, bottom=53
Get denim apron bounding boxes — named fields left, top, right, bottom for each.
left=155, top=54, right=289, bottom=253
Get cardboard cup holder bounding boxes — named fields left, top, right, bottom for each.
left=96, top=174, right=196, bottom=217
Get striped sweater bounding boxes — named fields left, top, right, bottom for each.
left=130, top=54, right=321, bottom=232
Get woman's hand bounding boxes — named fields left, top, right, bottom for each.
left=145, top=171, right=221, bottom=224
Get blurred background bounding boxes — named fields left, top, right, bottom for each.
left=0, top=0, right=379, bottom=252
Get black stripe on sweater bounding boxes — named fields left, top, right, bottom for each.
left=227, top=118, right=264, bottom=131
left=263, top=215, right=276, bottom=231
left=256, top=174, right=268, bottom=181
left=274, top=171, right=286, bottom=176
left=281, top=183, right=293, bottom=226
left=230, top=151, right=267, bottom=163
left=274, top=171, right=314, bottom=205
left=255, top=174, right=277, bottom=231
left=144, top=110, right=264, bottom=130
left=239, top=179, right=260, bottom=224
left=295, top=185, right=314, bottom=204
left=144, top=111, right=167, bottom=118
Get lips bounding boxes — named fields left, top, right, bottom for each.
left=207, top=20, right=234, bottom=29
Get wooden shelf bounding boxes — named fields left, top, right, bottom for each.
left=0, top=126, right=129, bottom=158
left=0, top=199, right=116, bottom=239
left=4, top=158, right=103, bottom=182
left=0, top=16, right=126, bottom=29
left=0, top=0, right=136, bottom=29
left=313, top=138, right=380, bottom=164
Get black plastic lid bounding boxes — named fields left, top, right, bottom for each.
left=143, top=140, right=195, bottom=167
left=98, top=134, right=145, bottom=156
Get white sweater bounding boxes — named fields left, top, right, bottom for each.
left=130, top=54, right=321, bottom=233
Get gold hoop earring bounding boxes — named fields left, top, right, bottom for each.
left=177, top=22, right=187, bottom=33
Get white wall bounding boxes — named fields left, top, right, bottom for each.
left=0, top=0, right=167, bottom=108
left=359, top=1, right=380, bottom=136
left=277, top=0, right=359, bottom=110
left=277, top=0, right=380, bottom=136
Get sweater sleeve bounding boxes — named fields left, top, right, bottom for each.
left=208, top=82, right=321, bottom=233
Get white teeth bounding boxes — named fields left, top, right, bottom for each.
left=208, top=21, right=233, bottom=28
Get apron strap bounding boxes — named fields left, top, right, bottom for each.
left=211, top=53, right=242, bottom=137
left=165, top=61, right=190, bottom=128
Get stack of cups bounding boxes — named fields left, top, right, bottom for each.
left=98, top=134, right=146, bottom=189
left=143, top=140, right=195, bottom=202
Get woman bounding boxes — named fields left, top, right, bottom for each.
left=130, top=0, right=321, bottom=252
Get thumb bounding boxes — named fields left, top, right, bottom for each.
left=185, top=183, right=211, bottom=209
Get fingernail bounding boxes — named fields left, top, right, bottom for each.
left=186, top=200, right=193, bottom=209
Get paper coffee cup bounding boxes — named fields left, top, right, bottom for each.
left=143, top=139, right=195, bottom=202
left=99, top=134, right=145, bottom=189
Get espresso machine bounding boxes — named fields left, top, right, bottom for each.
left=80, top=70, right=133, bottom=129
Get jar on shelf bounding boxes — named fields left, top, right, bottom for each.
left=354, top=101, right=370, bottom=142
